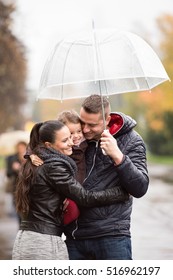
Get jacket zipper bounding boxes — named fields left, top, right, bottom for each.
left=83, top=140, right=98, bottom=184
left=71, top=140, right=98, bottom=239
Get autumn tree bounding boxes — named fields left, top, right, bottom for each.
left=143, top=14, right=173, bottom=155
left=121, top=14, right=173, bottom=155
left=0, top=1, right=27, bottom=133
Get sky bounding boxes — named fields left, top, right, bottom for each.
left=13, top=0, right=172, bottom=90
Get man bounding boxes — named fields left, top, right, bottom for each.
left=64, top=94, right=149, bottom=260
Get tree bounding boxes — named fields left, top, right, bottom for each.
left=143, top=14, right=173, bottom=155
left=122, top=14, right=173, bottom=155
left=0, top=1, right=27, bottom=133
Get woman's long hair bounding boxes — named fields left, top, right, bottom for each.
left=15, top=160, right=36, bottom=217
left=15, top=120, right=65, bottom=217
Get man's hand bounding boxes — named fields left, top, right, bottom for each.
left=100, top=130, right=124, bottom=165
left=30, top=154, right=43, bottom=166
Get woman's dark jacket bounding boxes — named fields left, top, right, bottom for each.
left=20, top=147, right=128, bottom=236
left=64, top=112, right=149, bottom=240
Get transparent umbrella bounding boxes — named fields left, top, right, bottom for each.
left=38, top=27, right=170, bottom=127
left=38, top=28, right=169, bottom=99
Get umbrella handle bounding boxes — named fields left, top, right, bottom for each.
left=101, top=129, right=109, bottom=155
left=102, top=148, right=107, bottom=155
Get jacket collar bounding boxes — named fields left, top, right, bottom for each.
left=34, top=145, right=77, bottom=175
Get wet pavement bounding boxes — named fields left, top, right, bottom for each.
left=0, top=171, right=18, bottom=260
left=131, top=172, right=173, bottom=259
left=0, top=165, right=173, bottom=260
left=0, top=215, right=18, bottom=260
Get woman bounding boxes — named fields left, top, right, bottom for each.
left=5, top=141, right=27, bottom=224
left=12, top=120, right=128, bottom=260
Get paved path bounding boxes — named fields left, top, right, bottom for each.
left=0, top=215, right=18, bottom=260
left=0, top=165, right=173, bottom=260
left=0, top=170, right=18, bottom=259
left=131, top=174, right=173, bottom=259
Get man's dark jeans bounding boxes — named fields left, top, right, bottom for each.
left=66, top=236, right=132, bottom=260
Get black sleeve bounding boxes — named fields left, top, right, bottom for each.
left=116, top=136, right=149, bottom=198
left=47, top=162, right=128, bottom=207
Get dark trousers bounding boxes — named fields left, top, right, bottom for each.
left=66, top=236, right=132, bottom=260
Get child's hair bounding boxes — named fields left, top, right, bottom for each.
left=57, top=110, right=81, bottom=125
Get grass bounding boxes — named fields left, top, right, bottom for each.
left=147, top=153, right=173, bottom=165
left=0, top=156, right=5, bottom=169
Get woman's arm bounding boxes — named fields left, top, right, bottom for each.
left=48, top=162, right=129, bottom=207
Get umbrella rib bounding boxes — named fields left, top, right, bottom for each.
left=92, top=21, right=107, bottom=129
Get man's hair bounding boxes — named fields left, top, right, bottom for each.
left=81, top=94, right=110, bottom=118
left=57, top=110, right=81, bottom=125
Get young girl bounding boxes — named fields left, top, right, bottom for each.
left=12, top=120, right=128, bottom=260
left=57, top=109, right=87, bottom=184
left=57, top=110, right=87, bottom=224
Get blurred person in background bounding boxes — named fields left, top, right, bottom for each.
left=5, top=141, right=27, bottom=224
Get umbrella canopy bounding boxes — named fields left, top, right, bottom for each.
left=38, top=28, right=170, bottom=101
left=0, top=130, right=30, bottom=156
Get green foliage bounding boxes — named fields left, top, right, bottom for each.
left=147, top=152, right=173, bottom=165
left=118, top=15, right=173, bottom=156
left=146, top=111, right=173, bottom=155
left=0, top=156, right=5, bottom=169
